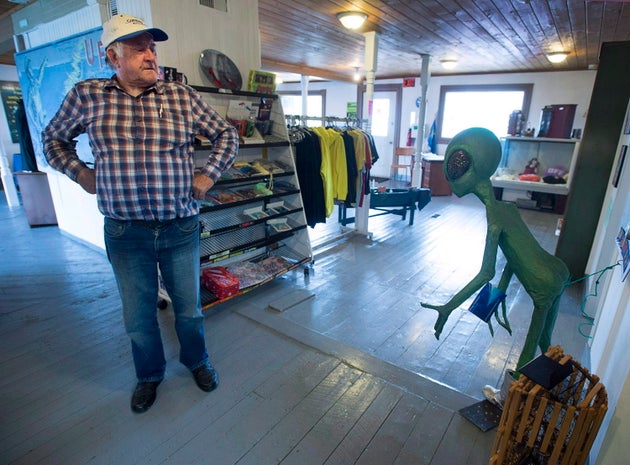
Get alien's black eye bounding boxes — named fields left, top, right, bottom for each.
left=446, top=149, right=471, bottom=180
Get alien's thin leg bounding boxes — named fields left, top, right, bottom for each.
left=496, top=264, right=514, bottom=335
left=538, top=292, right=563, bottom=353
left=515, top=302, right=549, bottom=371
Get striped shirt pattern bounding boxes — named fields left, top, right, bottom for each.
left=43, top=77, right=238, bottom=221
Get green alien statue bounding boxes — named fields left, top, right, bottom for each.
left=421, top=127, right=570, bottom=372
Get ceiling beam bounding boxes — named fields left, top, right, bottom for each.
left=261, top=58, right=354, bottom=83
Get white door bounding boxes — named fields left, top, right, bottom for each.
left=362, top=90, right=398, bottom=179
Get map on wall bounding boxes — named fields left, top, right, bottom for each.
left=0, top=81, right=22, bottom=143
left=14, top=26, right=111, bottom=170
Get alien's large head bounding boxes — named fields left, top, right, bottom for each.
left=442, top=127, right=502, bottom=197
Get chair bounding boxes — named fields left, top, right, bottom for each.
left=391, top=147, right=415, bottom=181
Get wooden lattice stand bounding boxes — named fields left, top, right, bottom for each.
left=489, top=346, right=608, bottom=465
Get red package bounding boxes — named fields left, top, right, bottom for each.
left=518, top=174, right=541, bottom=182
left=201, top=266, right=240, bottom=299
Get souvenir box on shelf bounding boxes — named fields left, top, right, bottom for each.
left=243, top=206, right=269, bottom=220
left=248, top=70, right=276, bottom=94
left=201, top=266, right=240, bottom=299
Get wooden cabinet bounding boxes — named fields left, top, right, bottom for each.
left=421, top=155, right=452, bottom=196
left=192, top=86, right=312, bottom=310
left=491, top=137, right=580, bottom=213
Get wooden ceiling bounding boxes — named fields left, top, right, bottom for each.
left=259, top=0, right=630, bottom=80
left=1, top=0, right=629, bottom=81
left=0, top=0, right=29, bottom=65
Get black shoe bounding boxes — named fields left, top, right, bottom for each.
left=192, top=364, right=219, bottom=392
left=131, top=381, right=160, bottom=413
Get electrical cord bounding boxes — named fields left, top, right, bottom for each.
left=565, top=261, right=621, bottom=338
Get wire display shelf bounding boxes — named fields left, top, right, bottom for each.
left=200, top=244, right=311, bottom=309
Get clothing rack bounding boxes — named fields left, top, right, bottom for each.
left=285, top=115, right=368, bottom=128
left=286, top=114, right=373, bottom=249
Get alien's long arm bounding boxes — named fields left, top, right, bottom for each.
left=422, top=224, right=502, bottom=338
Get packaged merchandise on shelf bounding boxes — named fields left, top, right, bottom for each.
left=226, top=261, right=272, bottom=289
left=207, top=188, right=246, bottom=204
left=543, top=165, right=569, bottom=184
left=220, top=166, right=249, bottom=180
left=267, top=217, right=291, bottom=232
left=257, top=98, right=273, bottom=120
left=266, top=200, right=289, bottom=215
left=257, top=256, right=292, bottom=275
left=253, top=182, right=273, bottom=196
left=247, top=70, right=276, bottom=94
left=233, top=187, right=259, bottom=199
left=271, top=180, right=297, bottom=194
left=201, top=266, right=240, bottom=298
left=243, top=206, right=269, bottom=220
left=226, top=99, right=258, bottom=120
left=233, top=161, right=262, bottom=177
left=251, top=158, right=288, bottom=174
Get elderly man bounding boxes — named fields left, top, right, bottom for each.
left=42, top=14, right=238, bottom=413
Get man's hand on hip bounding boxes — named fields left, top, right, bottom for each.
left=193, top=173, right=215, bottom=200
left=77, top=167, right=96, bottom=194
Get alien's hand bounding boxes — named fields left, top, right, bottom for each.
left=420, top=301, right=458, bottom=314
left=421, top=302, right=456, bottom=340
left=420, top=301, right=440, bottom=310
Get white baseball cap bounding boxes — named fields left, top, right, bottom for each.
left=101, top=14, right=168, bottom=49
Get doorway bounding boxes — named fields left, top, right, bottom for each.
left=358, top=84, right=402, bottom=180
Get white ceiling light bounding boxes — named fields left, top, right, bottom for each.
left=337, top=11, right=368, bottom=30
left=440, top=59, right=457, bottom=70
left=353, top=67, right=361, bottom=81
left=546, top=51, right=569, bottom=63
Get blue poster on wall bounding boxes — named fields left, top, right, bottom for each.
left=14, top=26, right=110, bottom=170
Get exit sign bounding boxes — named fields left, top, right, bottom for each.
left=403, top=78, right=415, bottom=87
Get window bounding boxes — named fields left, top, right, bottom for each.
left=370, top=97, right=391, bottom=137
left=278, top=90, right=326, bottom=127
left=437, top=84, right=533, bottom=143
left=199, top=0, right=228, bottom=12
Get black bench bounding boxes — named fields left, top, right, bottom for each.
left=338, top=187, right=431, bottom=226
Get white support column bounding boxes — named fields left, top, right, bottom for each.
left=0, top=143, right=20, bottom=208
left=412, top=54, right=431, bottom=188
left=355, top=31, right=378, bottom=237
left=300, top=74, right=309, bottom=118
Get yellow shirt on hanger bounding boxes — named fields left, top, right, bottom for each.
left=324, top=128, right=348, bottom=203
left=312, top=126, right=334, bottom=217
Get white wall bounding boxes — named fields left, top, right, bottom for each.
left=405, top=70, right=596, bottom=154
left=596, top=374, right=630, bottom=465
left=0, top=64, right=21, bottom=171
left=149, top=0, right=260, bottom=89
left=275, top=79, right=359, bottom=120
left=278, top=70, right=597, bottom=155
left=586, top=100, right=630, bottom=463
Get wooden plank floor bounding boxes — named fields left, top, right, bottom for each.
left=296, top=190, right=589, bottom=399
left=0, top=186, right=588, bottom=465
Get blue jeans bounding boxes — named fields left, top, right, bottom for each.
left=104, top=215, right=208, bottom=382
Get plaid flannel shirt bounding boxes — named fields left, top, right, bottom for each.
left=43, top=77, right=238, bottom=221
